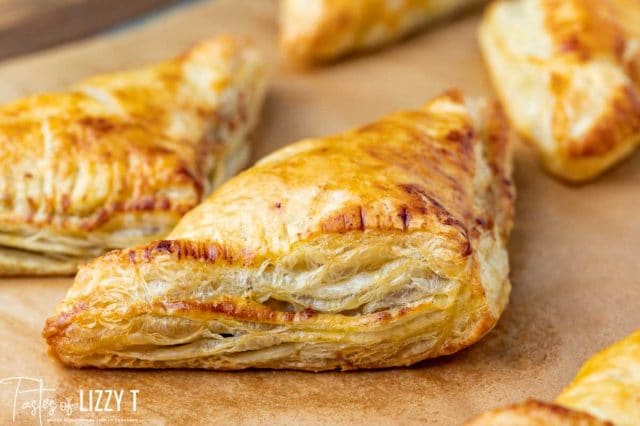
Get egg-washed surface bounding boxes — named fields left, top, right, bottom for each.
left=0, top=0, right=637, bottom=422
left=43, top=91, right=514, bottom=371
left=555, top=328, right=640, bottom=425
left=479, top=0, right=640, bottom=182
left=0, top=36, right=267, bottom=275
left=466, top=329, right=640, bottom=425
left=280, top=0, right=485, bottom=63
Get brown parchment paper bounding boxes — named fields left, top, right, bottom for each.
left=0, top=0, right=638, bottom=424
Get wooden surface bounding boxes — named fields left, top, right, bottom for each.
left=0, top=0, right=639, bottom=424
left=0, top=0, right=180, bottom=60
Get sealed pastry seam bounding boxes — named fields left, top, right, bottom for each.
left=280, top=0, right=486, bottom=63
left=43, top=91, right=514, bottom=371
left=0, top=36, right=267, bottom=275
left=479, top=0, right=640, bottom=182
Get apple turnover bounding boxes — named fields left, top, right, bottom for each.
left=467, top=328, right=640, bottom=425
left=479, top=0, right=640, bottom=182
left=0, top=37, right=267, bottom=275
left=281, top=0, right=484, bottom=63
left=43, top=91, right=514, bottom=371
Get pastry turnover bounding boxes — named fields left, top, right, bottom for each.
left=43, top=91, right=515, bottom=371
left=0, top=37, right=267, bottom=276
left=466, top=328, right=640, bottom=426
left=280, top=0, right=484, bottom=63
left=479, top=0, right=640, bottom=182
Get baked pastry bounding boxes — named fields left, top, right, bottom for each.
left=281, top=0, right=484, bottom=63
left=466, top=400, right=610, bottom=426
left=0, top=37, right=267, bottom=276
left=43, top=91, right=514, bottom=371
left=479, top=0, right=640, bottom=182
left=466, top=328, right=640, bottom=425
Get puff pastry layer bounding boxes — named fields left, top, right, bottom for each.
left=43, top=91, right=514, bottom=371
left=479, top=0, right=640, bottom=182
left=281, top=0, right=484, bottom=63
left=0, top=37, right=267, bottom=275
left=466, top=328, right=640, bottom=425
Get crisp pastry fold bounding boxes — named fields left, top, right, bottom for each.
left=43, top=91, right=514, bottom=371
left=466, top=329, right=640, bottom=426
left=479, top=0, right=640, bottom=182
left=0, top=36, right=267, bottom=275
left=280, top=0, right=484, bottom=63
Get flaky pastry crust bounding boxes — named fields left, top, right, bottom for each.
left=466, top=329, right=640, bottom=425
left=479, top=0, right=640, bottom=182
left=280, top=0, right=484, bottom=63
left=466, top=400, right=610, bottom=426
left=43, top=91, right=514, bottom=371
left=0, top=36, right=267, bottom=275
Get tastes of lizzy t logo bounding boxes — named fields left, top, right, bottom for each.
left=0, top=376, right=140, bottom=425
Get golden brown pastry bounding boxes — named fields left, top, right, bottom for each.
left=466, top=400, right=610, bottom=426
left=479, top=0, right=640, bottom=182
left=466, top=329, right=640, bottom=425
left=42, top=91, right=514, bottom=371
left=0, top=37, right=267, bottom=276
left=280, top=0, right=484, bottom=63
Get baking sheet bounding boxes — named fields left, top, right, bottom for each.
left=0, top=0, right=638, bottom=424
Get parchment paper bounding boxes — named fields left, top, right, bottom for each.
left=0, top=1, right=638, bottom=424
